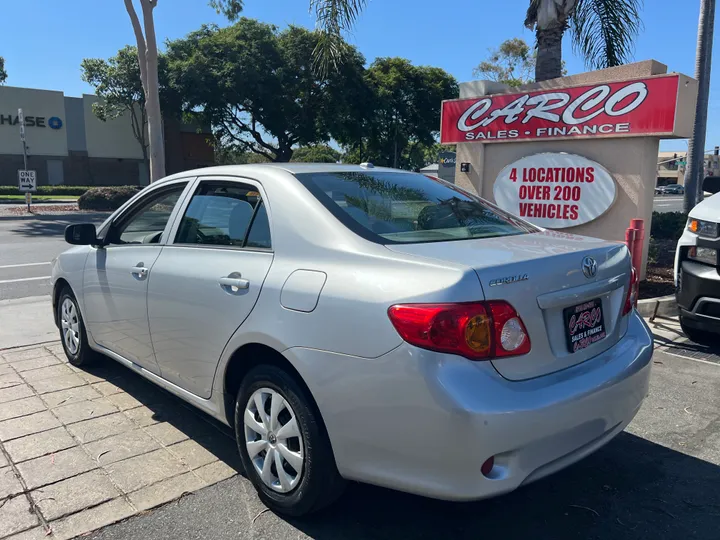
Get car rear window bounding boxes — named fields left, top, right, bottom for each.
left=295, top=170, right=537, bottom=244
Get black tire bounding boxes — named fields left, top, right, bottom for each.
left=57, top=288, right=98, bottom=367
left=680, top=316, right=717, bottom=346
left=235, top=364, right=345, bottom=516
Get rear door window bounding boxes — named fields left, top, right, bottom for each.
left=295, top=171, right=537, bottom=244
left=174, top=182, right=271, bottom=248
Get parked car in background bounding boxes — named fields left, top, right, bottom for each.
left=53, top=164, right=652, bottom=516
left=664, top=184, right=685, bottom=195
left=655, top=185, right=668, bottom=195
left=675, top=177, right=720, bottom=344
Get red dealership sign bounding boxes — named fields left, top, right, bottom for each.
left=440, top=75, right=680, bottom=144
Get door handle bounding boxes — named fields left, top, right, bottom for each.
left=219, top=274, right=250, bottom=292
left=131, top=263, right=149, bottom=278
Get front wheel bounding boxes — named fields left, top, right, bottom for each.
left=235, top=365, right=345, bottom=516
left=57, top=289, right=98, bottom=367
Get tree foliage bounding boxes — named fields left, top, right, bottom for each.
left=570, top=0, right=643, bottom=71
left=0, top=57, right=6, bottom=84
left=291, top=145, right=341, bottom=163
left=340, top=58, right=457, bottom=171
left=473, top=38, right=535, bottom=87
left=165, top=19, right=367, bottom=162
left=81, top=46, right=160, bottom=162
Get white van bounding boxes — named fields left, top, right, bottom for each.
left=674, top=178, right=720, bottom=343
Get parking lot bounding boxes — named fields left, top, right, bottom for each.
left=1, top=320, right=718, bottom=540
left=86, top=332, right=720, bottom=540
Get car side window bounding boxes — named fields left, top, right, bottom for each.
left=175, top=182, right=271, bottom=248
left=108, top=184, right=187, bottom=245
left=245, top=202, right=271, bottom=249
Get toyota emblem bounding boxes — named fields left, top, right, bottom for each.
left=582, top=256, right=598, bottom=278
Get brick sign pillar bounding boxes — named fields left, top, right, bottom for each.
left=443, top=61, right=698, bottom=279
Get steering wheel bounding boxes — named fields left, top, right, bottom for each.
left=195, top=229, right=208, bottom=243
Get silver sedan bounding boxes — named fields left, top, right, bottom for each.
left=52, top=164, right=653, bottom=516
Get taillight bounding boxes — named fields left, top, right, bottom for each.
left=623, top=267, right=638, bottom=315
left=387, top=301, right=530, bottom=360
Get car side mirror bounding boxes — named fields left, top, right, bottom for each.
left=65, top=223, right=99, bottom=246
left=703, top=176, right=720, bottom=195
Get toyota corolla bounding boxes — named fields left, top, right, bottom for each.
left=52, top=163, right=653, bottom=516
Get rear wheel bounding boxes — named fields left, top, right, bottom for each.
left=57, top=289, right=97, bottom=367
left=235, top=365, right=344, bottom=516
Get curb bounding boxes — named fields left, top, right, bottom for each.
left=637, top=294, right=678, bottom=319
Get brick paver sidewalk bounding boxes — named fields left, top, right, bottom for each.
left=0, top=343, right=241, bottom=540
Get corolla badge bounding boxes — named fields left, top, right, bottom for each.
left=582, top=256, right=598, bottom=278
left=489, top=273, right=529, bottom=287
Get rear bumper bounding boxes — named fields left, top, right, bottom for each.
left=677, top=260, right=720, bottom=334
left=286, top=311, right=653, bottom=501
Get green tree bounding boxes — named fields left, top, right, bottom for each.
left=473, top=38, right=535, bottom=87
left=291, top=145, right=341, bottom=163
left=122, top=0, right=365, bottom=181
left=165, top=19, right=366, bottom=162
left=81, top=46, right=167, bottom=172
left=340, top=58, right=457, bottom=171
left=0, top=57, right=6, bottom=84
left=525, top=0, right=643, bottom=81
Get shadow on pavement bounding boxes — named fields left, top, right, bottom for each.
left=4, top=213, right=109, bottom=236
left=292, top=433, right=720, bottom=540
left=78, top=356, right=244, bottom=472
left=82, top=356, right=720, bottom=540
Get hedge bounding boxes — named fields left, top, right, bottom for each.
left=78, top=186, right=141, bottom=211
left=650, top=211, right=688, bottom=241
left=0, top=185, right=91, bottom=196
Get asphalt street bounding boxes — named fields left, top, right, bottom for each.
left=653, top=195, right=684, bottom=214
left=0, top=213, right=107, bottom=301
left=85, top=341, right=720, bottom=540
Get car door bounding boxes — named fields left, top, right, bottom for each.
left=82, top=181, right=191, bottom=374
left=147, top=178, right=274, bottom=398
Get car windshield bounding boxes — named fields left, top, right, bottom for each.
left=296, top=170, right=538, bottom=244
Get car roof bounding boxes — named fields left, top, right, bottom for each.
left=158, top=163, right=411, bottom=185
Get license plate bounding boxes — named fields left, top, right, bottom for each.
left=563, top=298, right=606, bottom=353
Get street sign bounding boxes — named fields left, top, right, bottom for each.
left=18, top=170, right=37, bottom=193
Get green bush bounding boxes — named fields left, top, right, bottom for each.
left=651, top=211, right=687, bottom=241
left=78, top=186, right=140, bottom=211
left=647, top=237, right=659, bottom=265
left=0, top=185, right=91, bottom=196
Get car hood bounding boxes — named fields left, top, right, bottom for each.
left=689, top=192, right=720, bottom=222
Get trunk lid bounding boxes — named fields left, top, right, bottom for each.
left=387, top=231, right=631, bottom=380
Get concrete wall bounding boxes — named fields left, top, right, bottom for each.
left=0, top=86, right=67, bottom=157
left=453, top=61, right=698, bottom=279
left=64, top=97, right=87, bottom=152
left=83, top=95, right=145, bottom=160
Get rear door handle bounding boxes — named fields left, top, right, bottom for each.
left=219, top=275, right=250, bottom=292
left=130, top=264, right=149, bottom=279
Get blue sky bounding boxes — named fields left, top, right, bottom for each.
left=1, top=0, right=716, bottom=151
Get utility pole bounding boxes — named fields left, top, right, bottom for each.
left=18, top=108, right=31, bottom=211
left=684, top=0, right=716, bottom=213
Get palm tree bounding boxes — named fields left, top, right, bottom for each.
left=525, top=0, right=643, bottom=82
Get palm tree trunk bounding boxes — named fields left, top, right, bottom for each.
left=535, top=24, right=565, bottom=81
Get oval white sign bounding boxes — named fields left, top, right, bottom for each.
left=493, top=153, right=616, bottom=229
